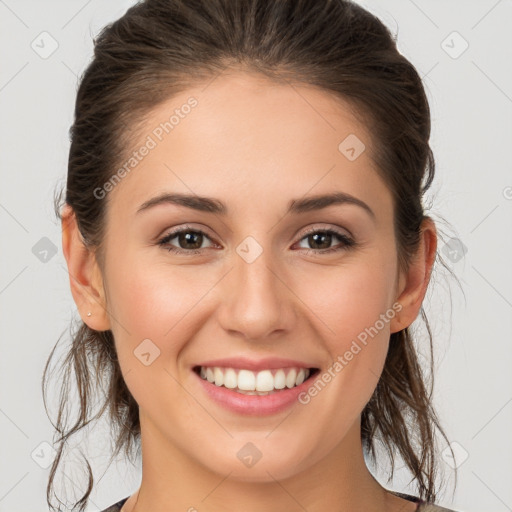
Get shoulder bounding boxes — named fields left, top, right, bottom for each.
left=418, top=505, right=462, bottom=512
left=389, top=490, right=462, bottom=512
left=99, top=496, right=129, bottom=512
left=100, top=494, right=463, bottom=512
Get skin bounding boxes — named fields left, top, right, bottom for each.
left=62, top=70, right=436, bottom=512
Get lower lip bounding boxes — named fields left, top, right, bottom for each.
left=193, top=369, right=317, bottom=416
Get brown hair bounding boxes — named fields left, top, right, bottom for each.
left=43, top=0, right=460, bottom=510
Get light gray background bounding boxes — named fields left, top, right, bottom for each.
left=0, top=1, right=511, bottom=511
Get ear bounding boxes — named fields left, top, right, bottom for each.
left=389, top=217, right=437, bottom=334
left=61, top=204, right=111, bottom=331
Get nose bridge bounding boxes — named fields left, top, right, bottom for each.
left=218, top=235, right=293, bottom=340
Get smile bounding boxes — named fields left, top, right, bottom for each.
left=193, top=366, right=319, bottom=395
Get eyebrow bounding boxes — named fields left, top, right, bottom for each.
left=137, top=191, right=375, bottom=220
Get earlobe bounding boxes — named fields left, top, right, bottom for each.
left=61, top=205, right=111, bottom=331
left=389, top=218, right=437, bottom=334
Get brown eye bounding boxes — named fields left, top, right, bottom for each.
left=175, top=231, right=204, bottom=250
left=306, top=232, right=333, bottom=250
left=157, top=228, right=215, bottom=254
left=296, top=228, right=356, bottom=253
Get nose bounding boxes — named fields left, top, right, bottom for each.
left=216, top=242, right=297, bottom=342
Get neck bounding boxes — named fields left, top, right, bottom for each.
left=125, top=413, right=395, bottom=512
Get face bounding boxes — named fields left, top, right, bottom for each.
left=92, top=70, right=408, bottom=482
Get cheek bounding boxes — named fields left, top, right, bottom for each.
left=103, top=260, right=201, bottom=408
left=293, top=256, right=397, bottom=348
left=291, top=255, right=396, bottom=411
left=105, top=257, right=205, bottom=341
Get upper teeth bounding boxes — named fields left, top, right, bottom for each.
left=199, top=366, right=311, bottom=393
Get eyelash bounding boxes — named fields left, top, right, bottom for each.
left=157, top=225, right=356, bottom=255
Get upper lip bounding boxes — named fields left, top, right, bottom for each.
left=194, top=357, right=317, bottom=372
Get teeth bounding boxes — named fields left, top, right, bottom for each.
left=286, top=369, right=297, bottom=388
left=214, top=367, right=224, bottom=386
left=238, top=369, right=256, bottom=391
left=223, top=368, right=237, bottom=389
left=198, top=366, right=312, bottom=393
left=274, top=369, right=286, bottom=389
left=256, top=370, right=274, bottom=392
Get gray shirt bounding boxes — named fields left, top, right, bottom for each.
left=100, top=491, right=461, bottom=511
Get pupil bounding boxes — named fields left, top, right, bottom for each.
left=180, top=231, right=202, bottom=249
left=176, top=231, right=333, bottom=251
left=310, top=232, right=331, bottom=249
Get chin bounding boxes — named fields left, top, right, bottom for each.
left=196, top=440, right=313, bottom=483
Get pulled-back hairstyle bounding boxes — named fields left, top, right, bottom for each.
left=43, top=0, right=459, bottom=510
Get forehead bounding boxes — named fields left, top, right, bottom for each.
left=107, top=70, right=392, bottom=223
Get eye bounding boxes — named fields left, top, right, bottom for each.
left=157, top=226, right=217, bottom=255
left=157, top=225, right=356, bottom=256
left=294, top=227, right=356, bottom=253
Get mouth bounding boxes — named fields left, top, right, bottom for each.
left=193, top=365, right=320, bottom=395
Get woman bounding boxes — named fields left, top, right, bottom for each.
left=43, top=0, right=462, bottom=510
